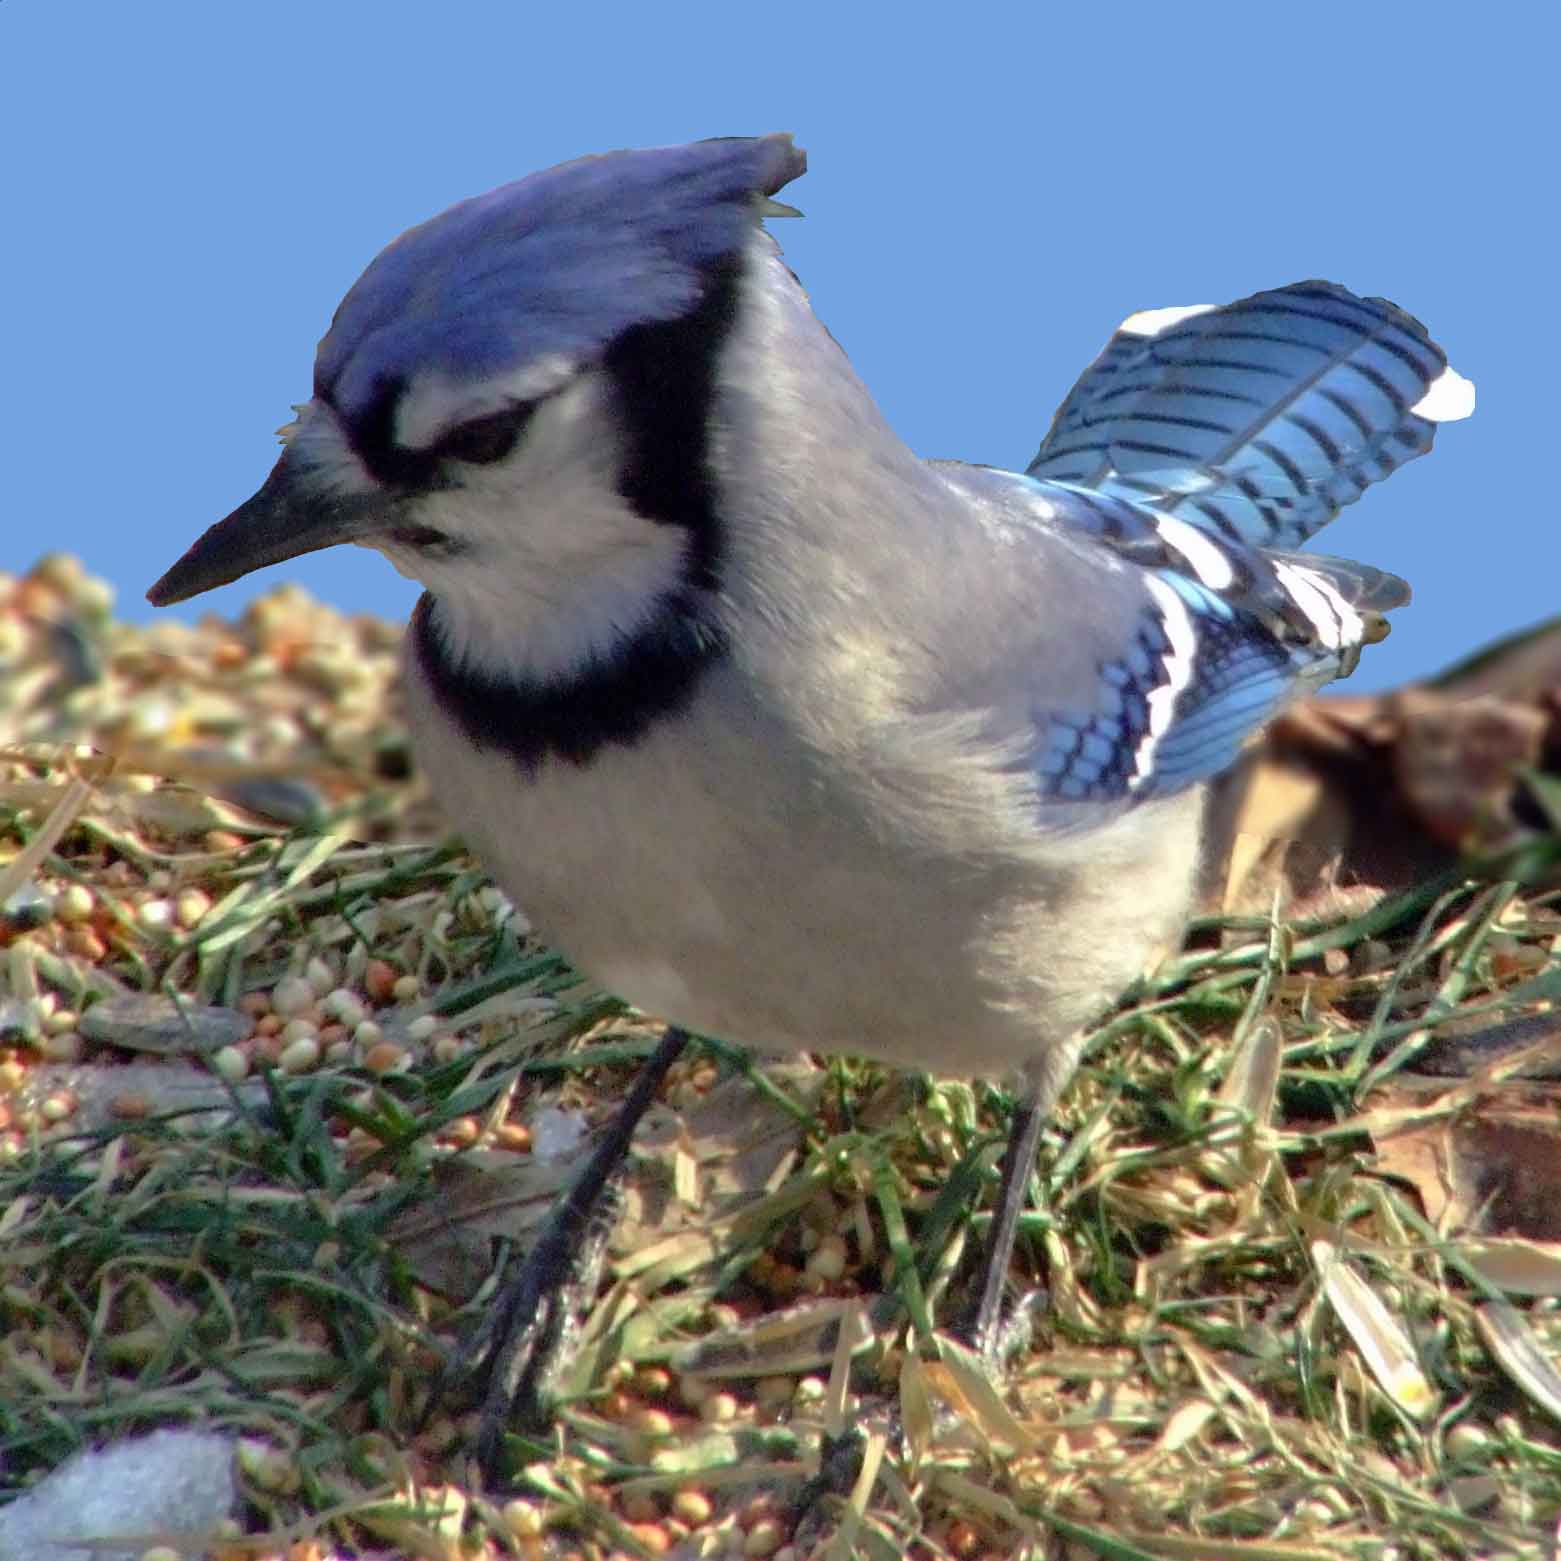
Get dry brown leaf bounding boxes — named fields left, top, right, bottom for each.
left=1201, top=616, right=1561, bottom=921
left=1456, top=1238, right=1561, bottom=1297
left=1372, top=1082, right=1561, bottom=1239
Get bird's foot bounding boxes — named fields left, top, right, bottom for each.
left=424, top=1026, right=693, bottom=1482
left=962, top=1283, right=1047, bottom=1369
left=432, top=1183, right=621, bottom=1480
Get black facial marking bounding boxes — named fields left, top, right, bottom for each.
left=320, top=378, right=538, bottom=488
left=326, top=373, right=439, bottom=488
left=411, top=589, right=727, bottom=772
left=602, top=254, right=742, bottom=589
left=408, top=253, right=746, bottom=771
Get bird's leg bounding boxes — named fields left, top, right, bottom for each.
left=960, top=1044, right=1080, bottom=1361
left=963, top=1079, right=1050, bottom=1359
left=436, top=1025, right=692, bottom=1480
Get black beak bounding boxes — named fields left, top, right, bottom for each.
left=148, top=446, right=392, bottom=606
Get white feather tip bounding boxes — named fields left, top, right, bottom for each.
left=1410, top=365, right=1476, bottom=422
left=1118, top=302, right=1219, bottom=339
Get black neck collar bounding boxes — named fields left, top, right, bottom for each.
left=409, top=588, right=726, bottom=772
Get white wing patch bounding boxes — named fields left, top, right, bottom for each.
left=1130, top=575, right=1199, bottom=789
left=1270, top=561, right=1365, bottom=651
left=1153, top=514, right=1237, bottom=590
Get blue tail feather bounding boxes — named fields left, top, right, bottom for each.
left=1027, top=281, right=1469, bottom=550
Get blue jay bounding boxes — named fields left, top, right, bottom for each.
left=149, top=134, right=1471, bottom=1470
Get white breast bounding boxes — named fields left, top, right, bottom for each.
left=402, top=644, right=1206, bottom=1078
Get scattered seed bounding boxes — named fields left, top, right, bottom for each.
left=363, top=959, right=398, bottom=1003
left=363, top=1041, right=407, bottom=1074
left=700, top=1392, right=739, bottom=1424
left=323, top=988, right=366, bottom=1027
left=1447, top=1421, right=1492, bottom=1457
left=634, top=1364, right=674, bottom=1398
left=671, top=1490, right=713, bottom=1527
left=270, top=975, right=315, bottom=1017
left=625, top=1522, right=672, bottom=1555
left=495, top=1121, right=532, bottom=1152
left=632, top=1407, right=675, bottom=1439
left=63, top=926, right=106, bottom=961
left=39, top=1092, right=76, bottom=1123
left=502, top=1499, right=544, bottom=1539
left=392, top=973, right=421, bottom=1002
left=56, top=884, right=95, bottom=923
left=212, top=1045, right=249, bottom=1082
left=443, top=1116, right=480, bottom=1147
left=805, top=1234, right=848, bottom=1282
left=744, top=1518, right=785, bottom=1557
left=279, top=1036, right=321, bottom=1074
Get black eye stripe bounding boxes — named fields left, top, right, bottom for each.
left=331, top=384, right=539, bottom=487
left=428, top=403, right=536, bottom=466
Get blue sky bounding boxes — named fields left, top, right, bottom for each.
left=5, top=4, right=1553, bottom=691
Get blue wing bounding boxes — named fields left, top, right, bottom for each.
left=1016, top=279, right=1468, bottom=806
left=1027, top=500, right=1406, bottom=802
left=1027, top=281, right=1471, bottom=550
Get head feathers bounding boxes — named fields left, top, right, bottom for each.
left=315, top=134, right=805, bottom=427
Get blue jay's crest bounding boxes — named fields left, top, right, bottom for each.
left=1029, top=281, right=1474, bottom=550
left=314, top=135, right=805, bottom=464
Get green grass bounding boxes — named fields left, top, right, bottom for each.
left=3, top=572, right=1561, bottom=1558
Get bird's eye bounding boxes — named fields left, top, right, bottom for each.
left=385, top=525, right=451, bottom=551
left=430, top=405, right=535, bottom=466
